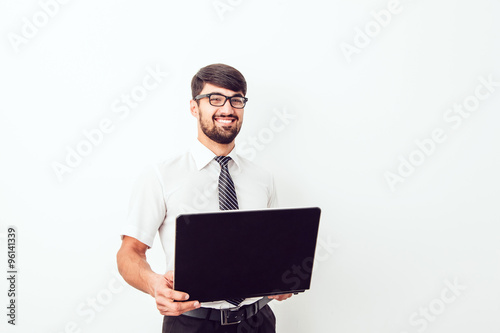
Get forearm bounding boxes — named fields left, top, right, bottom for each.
left=116, top=247, right=159, bottom=296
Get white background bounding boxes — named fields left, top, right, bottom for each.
left=1, top=0, right=499, bottom=332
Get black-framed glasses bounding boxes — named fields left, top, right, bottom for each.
left=194, top=93, right=248, bottom=109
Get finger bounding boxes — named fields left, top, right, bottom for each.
left=160, top=288, right=191, bottom=302
left=158, top=300, right=201, bottom=316
left=163, top=271, right=174, bottom=288
left=268, top=295, right=283, bottom=299
left=268, top=293, right=292, bottom=301
left=164, top=270, right=174, bottom=281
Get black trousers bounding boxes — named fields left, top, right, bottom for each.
left=162, top=305, right=276, bottom=333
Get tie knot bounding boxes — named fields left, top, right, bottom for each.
left=215, top=156, right=232, bottom=168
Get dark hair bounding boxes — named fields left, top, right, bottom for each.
left=191, top=63, right=247, bottom=99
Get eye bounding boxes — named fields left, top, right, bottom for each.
left=231, top=97, right=246, bottom=107
left=211, top=96, right=224, bottom=103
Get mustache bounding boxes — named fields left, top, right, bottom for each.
left=213, top=114, right=239, bottom=120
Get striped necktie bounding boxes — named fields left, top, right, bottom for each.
left=215, top=156, right=244, bottom=307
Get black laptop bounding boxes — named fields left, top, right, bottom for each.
left=174, top=207, right=321, bottom=302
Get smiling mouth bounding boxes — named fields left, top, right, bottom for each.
left=214, top=117, right=237, bottom=125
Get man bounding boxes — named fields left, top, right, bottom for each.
left=117, top=63, right=292, bottom=333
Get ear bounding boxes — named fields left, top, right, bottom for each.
left=189, top=100, right=199, bottom=118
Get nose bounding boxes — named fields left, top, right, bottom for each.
left=219, top=98, right=235, bottom=114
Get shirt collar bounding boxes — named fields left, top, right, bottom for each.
left=227, top=149, right=241, bottom=172
left=190, top=139, right=241, bottom=171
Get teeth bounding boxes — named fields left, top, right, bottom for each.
left=217, top=119, right=233, bottom=124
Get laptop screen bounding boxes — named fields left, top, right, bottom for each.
left=174, top=207, right=321, bottom=302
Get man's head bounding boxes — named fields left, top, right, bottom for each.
left=190, top=64, right=247, bottom=147
left=191, top=63, right=247, bottom=100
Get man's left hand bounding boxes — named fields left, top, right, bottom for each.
left=268, top=293, right=293, bottom=301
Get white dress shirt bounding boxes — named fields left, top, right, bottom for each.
left=121, top=139, right=278, bottom=309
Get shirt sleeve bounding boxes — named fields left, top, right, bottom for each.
left=267, top=174, right=279, bottom=208
left=120, top=165, right=166, bottom=248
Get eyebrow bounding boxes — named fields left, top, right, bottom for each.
left=210, top=92, right=244, bottom=98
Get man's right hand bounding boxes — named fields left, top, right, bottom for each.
left=117, top=237, right=201, bottom=317
left=150, top=270, right=201, bottom=316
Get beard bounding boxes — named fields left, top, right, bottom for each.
left=199, top=109, right=241, bottom=144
